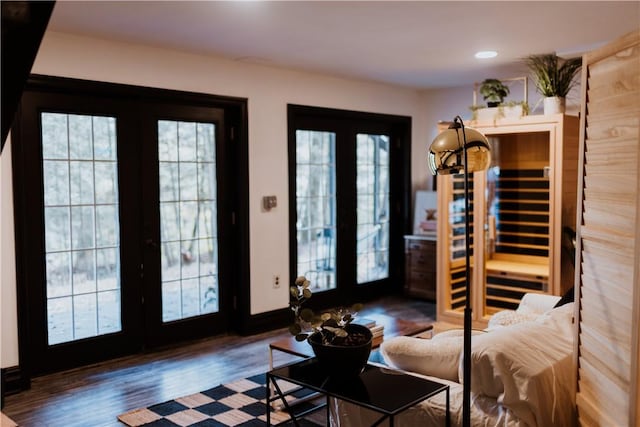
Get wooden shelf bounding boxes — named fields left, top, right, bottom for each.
left=485, top=259, right=548, bottom=278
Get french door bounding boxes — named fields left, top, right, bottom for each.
left=12, top=77, right=246, bottom=375
left=140, top=104, right=235, bottom=346
left=287, top=105, right=411, bottom=307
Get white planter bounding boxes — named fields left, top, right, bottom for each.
left=474, top=105, right=525, bottom=122
left=543, top=97, right=566, bottom=115
left=502, top=105, right=524, bottom=119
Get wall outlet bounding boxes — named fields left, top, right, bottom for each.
left=273, top=275, right=280, bottom=289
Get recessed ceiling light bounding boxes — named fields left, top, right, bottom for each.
left=475, top=51, right=498, bottom=59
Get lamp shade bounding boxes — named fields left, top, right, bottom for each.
left=428, top=126, right=491, bottom=175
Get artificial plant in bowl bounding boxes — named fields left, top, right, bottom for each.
left=289, top=276, right=372, bottom=376
left=525, top=54, right=582, bottom=114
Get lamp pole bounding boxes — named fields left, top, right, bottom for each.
left=460, top=117, right=473, bottom=427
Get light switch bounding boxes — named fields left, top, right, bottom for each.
left=263, top=195, right=277, bottom=211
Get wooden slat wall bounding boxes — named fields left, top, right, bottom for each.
left=575, top=30, right=640, bottom=427
left=493, top=168, right=550, bottom=257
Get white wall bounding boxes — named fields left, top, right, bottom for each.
left=0, top=31, right=434, bottom=367
left=36, top=32, right=432, bottom=315
left=1, top=137, right=19, bottom=367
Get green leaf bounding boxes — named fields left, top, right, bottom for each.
left=302, top=288, right=312, bottom=299
left=310, top=319, right=324, bottom=329
left=300, top=308, right=315, bottom=322
left=479, top=78, right=510, bottom=103
left=526, top=54, right=581, bottom=97
left=295, top=333, right=309, bottom=342
left=289, top=286, right=299, bottom=298
left=289, top=324, right=302, bottom=335
left=323, top=318, right=339, bottom=328
left=335, top=329, right=348, bottom=338
left=324, top=326, right=348, bottom=337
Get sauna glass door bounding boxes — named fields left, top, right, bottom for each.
left=483, top=132, right=551, bottom=316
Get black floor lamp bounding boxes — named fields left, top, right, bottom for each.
left=428, top=116, right=490, bottom=427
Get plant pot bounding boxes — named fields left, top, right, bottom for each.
left=308, top=323, right=373, bottom=378
left=474, top=105, right=525, bottom=122
left=543, top=97, right=566, bottom=115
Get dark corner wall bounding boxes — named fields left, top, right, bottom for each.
left=1, top=1, right=55, bottom=149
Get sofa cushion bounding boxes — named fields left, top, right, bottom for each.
left=431, top=328, right=486, bottom=341
left=380, top=336, right=462, bottom=382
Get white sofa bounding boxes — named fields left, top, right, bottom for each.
left=330, top=296, right=575, bottom=426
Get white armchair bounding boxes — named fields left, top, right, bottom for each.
left=332, top=302, right=576, bottom=426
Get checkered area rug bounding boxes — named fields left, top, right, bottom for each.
left=117, top=373, right=323, bottom=426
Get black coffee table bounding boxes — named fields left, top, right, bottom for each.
left=266, top=358, right=449, bottom=427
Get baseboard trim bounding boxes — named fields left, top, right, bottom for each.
left=241, top=307, right=290, bottom=335
left=1, top=365, right=28, bottom=406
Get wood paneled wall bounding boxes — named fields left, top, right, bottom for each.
left=575, top=29, right=640, bottom=427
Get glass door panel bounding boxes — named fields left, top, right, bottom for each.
left=41, top=112, right=121, bottom=345
left=484, top=132, right=551, bottom=315
left=295, top=130, right=336, bottom=292
left=356, top=133, right=390, bottom=283
left=158, top=120, right=219, bottom=322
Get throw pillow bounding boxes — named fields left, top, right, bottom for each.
left=516, top=293, right=561, bottom=315
left=380, top=336, right=462, bottom=382
left=486, top=310, right=538, bottom=330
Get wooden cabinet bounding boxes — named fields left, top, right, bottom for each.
left=575, top=30, right=639, bottom=427
left=404, top=235, right=436, bottom=300
left=435, top=114, right=579, bottom=328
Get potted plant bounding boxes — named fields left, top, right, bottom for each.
left=479, top=78, right=510, bottom=107
left=525, top=54, right=582, bottom=114
left=289, top=276, right=372, bottom=377
left=470, top=100, right=529, bottom=121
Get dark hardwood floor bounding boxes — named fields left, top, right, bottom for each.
left=3, top=295, right=435, bottom=427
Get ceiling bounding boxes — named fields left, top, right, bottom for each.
left=47, top=1, right=640, bottom=89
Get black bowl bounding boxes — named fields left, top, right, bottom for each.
left=308, top=323, right=373, bottom=378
